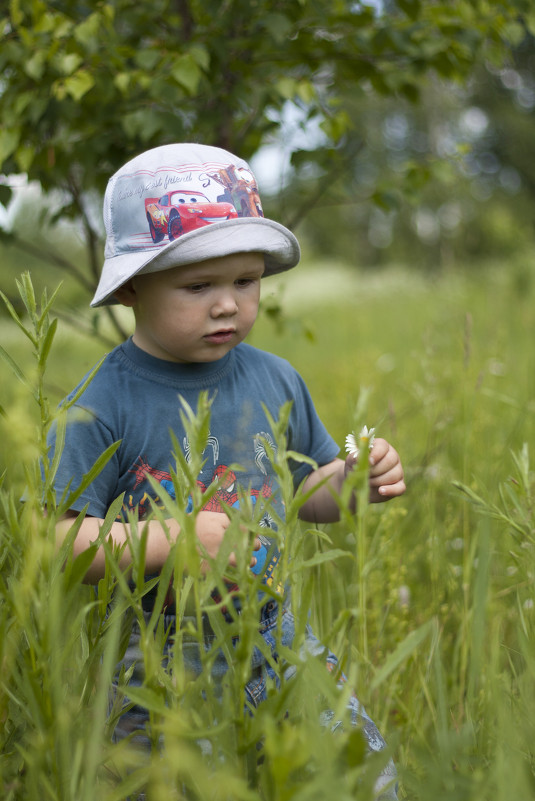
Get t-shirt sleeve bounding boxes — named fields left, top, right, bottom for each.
left=286, top=370, right=340, bottom=488
left=47, top=405, right=121, bottom=518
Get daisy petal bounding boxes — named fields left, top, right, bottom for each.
left=345, top=433, right=359, bottom=458
left=345, top=426, right=376, bottom=459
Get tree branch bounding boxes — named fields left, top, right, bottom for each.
left=284, top=139, right=365, bottom=232
left=0, top=229, right=95, bottom=292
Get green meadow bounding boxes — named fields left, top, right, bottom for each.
left=0, top=256, right=534, bottom=800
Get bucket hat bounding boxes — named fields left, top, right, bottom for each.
left=91, top=143, right=300, bottom=306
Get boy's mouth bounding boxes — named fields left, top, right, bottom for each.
left=204, top=329, right=236, bottom=344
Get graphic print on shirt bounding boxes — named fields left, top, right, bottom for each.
left=122, top=431, right=282, bottom=591
left=124, top=431, right=278, bottom=521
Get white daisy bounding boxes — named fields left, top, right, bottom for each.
left=345, top=425, right=376, bottom=458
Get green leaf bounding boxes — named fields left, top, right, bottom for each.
left=526, top=12, right=535, bottom=37
left=117, top=685, right=167, bottom=714
left=10, top=0, right=24, bottom=26
left=262, top=13, right=293, bottom=44
left=63, top=355, right=105, bottom=409
left=38, top=317, right=58, bottom=368
left=397, top=0, right=421, bottom=20
left=0, top=129, right=20, bottom=165
left=14, top=91, right=33, bottom=116
left=55, top=52, right=83, bottom=76
left=0, top=344, right=34, bottom=393
left=296, top=79, right=316, bottom=104
left=17, top=273, right=37, bottom=320
left=48, top=411, right=68, bottom=487
left=37, top=282, right=63, bottom=324
left=171, top=54, right=202, bottom=95
left=344, top=727, right=367, bottom=768
left=319, top=111, right=352, bottom=142
left=63, top=70, right=95, bottom=101
left=372, top=189, right=401, bottom=212
left=113, top=72, right=130, bottom=93
left=121, top=109, right=162, bottom=142
left=276, top=77, right=297, bottom=100
left=501, top=21, right=527, bottom=47
left=105, top=768, right=149, bottom=801
left=65, top=544, right=100, bottom=590
left=190, top=44, right=210, bottom=71
left=292, top=548, right=353, bottom=571
left=15, top=143, right=34, bottom=173
left=74, top=12, right=102, bottom=48
left=60, top=441, right=122, bottom=513
left=371, top=619, right=435, bottom=690
left=134, top=49, right=161, bottom=71
left=25, top=51, right=47, bottom=80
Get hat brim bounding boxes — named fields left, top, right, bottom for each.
left=90, top=217, right=300, bottom=307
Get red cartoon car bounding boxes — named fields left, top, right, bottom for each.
left=145, top=190, right=238, bottom=243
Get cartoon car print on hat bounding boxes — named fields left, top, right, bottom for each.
left=145, top=190, right=238, bottom=243
left=91, top=143, right=301, bottom=307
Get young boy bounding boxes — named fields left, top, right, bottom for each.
left=52, top=143, right=405, bottom=797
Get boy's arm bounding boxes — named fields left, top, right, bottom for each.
left=298, top=437, right=405, bottom=524
left=56, top=509, right=253, bottom=584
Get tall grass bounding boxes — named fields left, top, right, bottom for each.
left=0, top=258, right=534, bottom=800
left=255, top=258, right=535, bottom=799
left=0, top=275, right=393, bottom=800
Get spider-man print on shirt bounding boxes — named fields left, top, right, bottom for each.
left=122, top=431, right=282, bottom=595
left=123, top=431, right=278, bottom=524
left=124, top=457, right=275, bottom=524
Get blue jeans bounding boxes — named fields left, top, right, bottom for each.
left=114, top=601, right=398, bottom=799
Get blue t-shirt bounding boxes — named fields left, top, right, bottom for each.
left=50, top=338, right=339, bottom=531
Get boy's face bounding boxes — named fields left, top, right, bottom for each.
left=117, top=252, right=265, bottom=363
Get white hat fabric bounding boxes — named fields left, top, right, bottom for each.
left=91, top=143, right=300, bottom=307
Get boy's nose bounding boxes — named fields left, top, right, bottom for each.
left=211, top=289, right=239, bottom=317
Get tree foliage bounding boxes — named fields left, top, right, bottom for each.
left=0, top=0, right=533, bottom=320
left=290, top=60, right=535, bottom=272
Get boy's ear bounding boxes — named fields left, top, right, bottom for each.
left=114, top=280, right=137, bottom=307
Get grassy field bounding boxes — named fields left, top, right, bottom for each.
left=0, top=257, right=534, bottom=800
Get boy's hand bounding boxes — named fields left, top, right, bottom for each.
left=345, top=437, right=406, bottom=503
left=195, top=510, right=261, bottom=573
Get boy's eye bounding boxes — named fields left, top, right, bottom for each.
left=235, top=278, right=254, bottom=287
left=187, top=283, right=209, bottom=292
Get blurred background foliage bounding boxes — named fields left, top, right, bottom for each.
left=1, top=0, right=535, bottom=341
